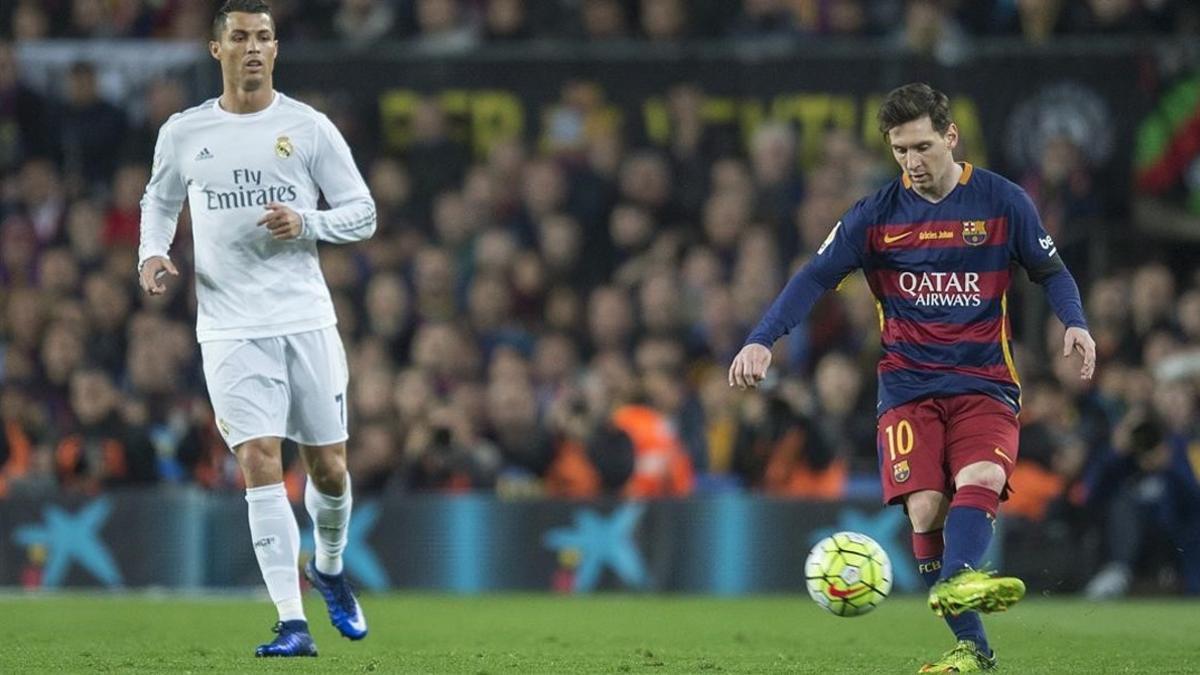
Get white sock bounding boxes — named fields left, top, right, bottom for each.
left=246, top=482, right=305, bottom=623
left=305, top=473, right=352, bottom=577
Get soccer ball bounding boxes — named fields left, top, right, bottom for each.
left=805, top=531, right=893, bottom=617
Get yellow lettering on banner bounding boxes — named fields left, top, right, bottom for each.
left=379, top=89, right=524, bottom=157
left=470, top=91, right=523, bottom=156
left=765, top=94, right=856, bottom=167
left=379, top=90, right=420, bottom=150
left=381, top=88, right=986, bottom=165
left=861, top=94, right=885, bottom=152
left=643, top=98, right=670, bottom=146
left=738, top=98, right=765, bottom=146
left=950, top=98, right=988, bottom=167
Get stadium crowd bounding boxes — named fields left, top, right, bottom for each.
left=0, top=2, right=1198, bottom=595
left=4, top=0, right=1198, bottom=47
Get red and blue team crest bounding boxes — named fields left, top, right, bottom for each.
left=892, top=460, right=910, bottom=483
left=962, top=220, right=988, bottom=246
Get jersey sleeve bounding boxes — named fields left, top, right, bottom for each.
left=1007, top=184, right=1088, bottom=328
left=137, top=121, right=186, bottom=269
left=807, top=206, right=869, bottom=289
left=1007, top=186, right=1064, bottom=283
left=296, top=115, right=377, bottom=244
left=744, top=204, right=869, bottom=347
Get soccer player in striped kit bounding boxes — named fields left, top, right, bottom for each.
left=730, top=83, right=1096, bottom=673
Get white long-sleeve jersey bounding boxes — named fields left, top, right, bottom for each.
left=138, top=92, right=375, bottom=342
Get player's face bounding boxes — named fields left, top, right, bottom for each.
left=887, top=116, right=959, bottom=194
left=210, top=12, right=277, bottom=91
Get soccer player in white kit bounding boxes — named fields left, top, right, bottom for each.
left=138, top=0, right=373, bottom=657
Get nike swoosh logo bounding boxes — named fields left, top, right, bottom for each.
left=347, top=604, right=366, bottom=631
left=883, top=232, right=912, bottom=244
left=993, top=447, right=1013, bottom=464
left=828, top=584, right=861, bottom=599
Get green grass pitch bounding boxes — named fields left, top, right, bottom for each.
left=0, top=594, right=1194, bottom=673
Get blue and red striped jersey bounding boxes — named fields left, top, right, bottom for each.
left=748, top=162, right=1087, bottom=416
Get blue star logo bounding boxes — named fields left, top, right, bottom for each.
left=13, top=498, right=122, bottom=588
left=543, top=503, right=648, bottom=592
left=300, top=501, right=389, bottom=591
left=810, top=507, right=918, bottom=592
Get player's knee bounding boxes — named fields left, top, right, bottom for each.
left=954, top=461, right=1006, bottom=493
left=905, top=490, right=949, bottom=531
left=304, top=446, right=347, bottom=494
left=235, top=438, right=283, bottom=484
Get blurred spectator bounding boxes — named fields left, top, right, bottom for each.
left=613, top=397, right=694, bottom=498
left=483, top=0, right=532, bottom=42
left=543, top=381, right=635, bottom=498
left=17, top=158, right=67, bottom=246
left=810, top=351, right=875, bottom=473
left=732, top=375, right=842, bottom=498
left=1020, top=135, right=1100, bottom=267
left=486, top=372, right=553, bottom=480
left=0, top=41, right=51, bottom=170
left=639, top=0, right=687, bottom=42
left=103, top=163, right=148, bottom=248
left=587, top=285, right=635, bottom=354
left=749, top=122, right=804, bottom=232
left=0, top=385, right=41, bottom=497
left=56, top=62, right=129, bottom=193
left=1084, top=381, right=1200, bottom=597
left=126, top=77, right=187, bottom=163
left=412, top=0, right=479, bottom=52
left=730, top=0, right=793, bottom=39
left=11, top=1, right=51, bottom=41
left=333, top=0, right=400, bottom=48
left=577, top=0, right=630, bottom=41
left=1065, top=0, right=1151, bottom=35
left=55, top=367, right=157, bottom=494
left=406, top=99, right=470, bottom=218
left=1130, top=264, right=1177, bottom=343
left=893, top=0, right=967, bottom=64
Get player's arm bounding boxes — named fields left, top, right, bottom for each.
left=1009, top=188, right=1095, bottom=379
left=267, top=115, right=376, bottom=244
left=729, top=214, right=866, bottom=389
left=138, top=122, right=186, bottom=295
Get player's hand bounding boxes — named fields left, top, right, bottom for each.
left=1063, top=326, right=1096, bottom=380
left=729, top=343, right=772, bottom=390
left=138, top=256, right=178, bottom=296
left=258, top=202, right=303, bottom=240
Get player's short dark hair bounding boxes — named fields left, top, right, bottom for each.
left=877, top=83, right=952, bottom=139
left=212, top=0, right=273, bottom=41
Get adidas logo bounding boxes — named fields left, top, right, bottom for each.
left=195, top=147, right=213, bottom=161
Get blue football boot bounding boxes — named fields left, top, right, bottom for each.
left=255, top=620, right=318, bottom=657
left=305, top=559, right=368, bottom=640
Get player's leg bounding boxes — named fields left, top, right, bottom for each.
left=929, top=395, right=1025, bottom=620
left=882, top=401, right=997, bottom=673
left=299, top=441, right=367, bottom=640
left=284, top=327, right=366, bottom=640
left=238, top=438, right=316, bottom=656
left=202, top=337, right=315, bottom=657
left=878, top=399, right=950, bottom=589
left=300, top=441, right=351, bottom=576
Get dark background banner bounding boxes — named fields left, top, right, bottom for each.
left=273, top=45, right=1139, bottom=205
left=0, top=491, right=1072, bottom=595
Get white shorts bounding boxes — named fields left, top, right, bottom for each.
left=201, top=326, right=349, bottom=449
